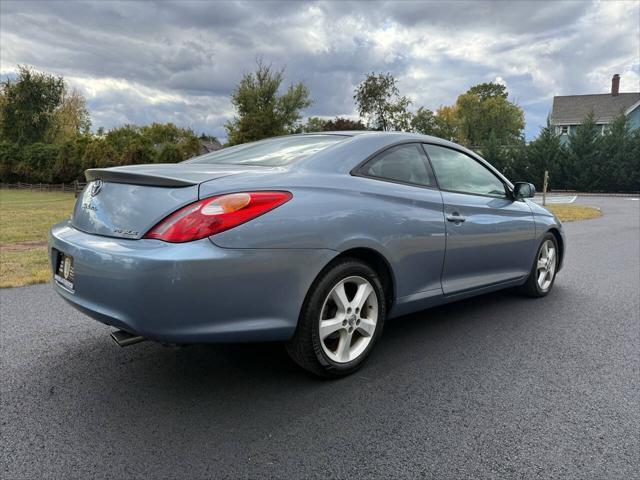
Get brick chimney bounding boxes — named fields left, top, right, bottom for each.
left=611, top=74, right=620, bottom=96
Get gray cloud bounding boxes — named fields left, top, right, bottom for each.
left=1, top=0, right=638, bottom=140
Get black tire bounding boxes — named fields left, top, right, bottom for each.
left=285, top=258, right=386, bottom=378
left=520, top=232, right=559, bottom=298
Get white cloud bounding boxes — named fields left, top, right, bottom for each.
left=1, top=0, right=638, bottom=141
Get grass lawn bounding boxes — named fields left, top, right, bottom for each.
left=0, top=189, right=604, bottom=289
left=0, top=189, right=76, bottom=288
left=546, top=204, right=602, bottom=222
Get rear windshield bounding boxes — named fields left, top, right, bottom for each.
left=187, top=135, right=347, bottom=166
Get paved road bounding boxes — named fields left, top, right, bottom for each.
left=1, top=197, right=638, bottom=479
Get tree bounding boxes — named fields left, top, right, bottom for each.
left=0, top=65, right=65, bottom=144
left=564, top=113, right=601, bottom=191
left=354, top=72, right=412, bottom=131
left=455, top=88, right=524, bottom=148
left=299, top=117, right=328, bottom=132
left=466, top=82, right=508, bottom=101
left=46, top=88, right=91, bottom=144
left=411, top=107, right=437, bottom=135
left=433, top=105, right=459, bottom=141
left=82, top=138, right=117, bottom=170
left=514, top=120, right=565, bottom=190
left=324, top=117, right=366, bottom=131
left=51, top=138, right=87, bottom=183
left=14, top=143, right=60, bottom=182
left=600, top=114, right=637, bottom=192
left=225, top=61, right=312, bottom=145
left=156, top=143, right=184, bottom=164
left=300, top=116, right=367, bottom=132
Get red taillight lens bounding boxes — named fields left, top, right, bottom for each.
left=144, top=191, right=292, bottom=243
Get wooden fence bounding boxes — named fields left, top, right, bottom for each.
left=0, top=181, right=87, bottom=194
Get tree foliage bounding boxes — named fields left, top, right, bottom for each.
left=455, top=86, right=525, bottom=148
left=354, top=72, right=412, bottom=131
left=225, top=61, right=312, bottom=145
left=0, top=66, right=66, bottom=144
left=299, top=116, right=366, bottom=132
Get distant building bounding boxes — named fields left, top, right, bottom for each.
left=199, top=139, right=222, bottom=154
left=550, top=74, right=640, bottom=143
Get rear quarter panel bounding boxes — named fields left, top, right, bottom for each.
left=204, top=172, right=446, bottom=299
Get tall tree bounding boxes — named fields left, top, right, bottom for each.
left=455, top=87, right=524, bottom=148
left=0, top=66, right=65, bottom=144
left=225, top=61, right=312, bottom=145
left=564, top=113, right=601, bottom=191
left=466, top=82, right=508, bottom=101
left=411, top=107, right=437, bottom=135
left=46, top=88, right=91, bottom=144
left=433, top=105, right=459, bottom=141
left=354, top=72, right=412, bottom=131
left=516, top=121, right=565, bottom=190
left=600, top=114, right=637, bottom=192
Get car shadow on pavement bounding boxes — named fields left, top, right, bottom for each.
left=13, top=285, right=563, bottom=472
left=41, top=286, right=536, bottom=393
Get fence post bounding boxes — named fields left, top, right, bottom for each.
left=542, top=170, right=549, bottom=206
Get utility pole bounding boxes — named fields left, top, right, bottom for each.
left=542, top=170, right=549, bottom=206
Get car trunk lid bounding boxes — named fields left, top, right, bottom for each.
left=72, top=163, right=273, bottom=240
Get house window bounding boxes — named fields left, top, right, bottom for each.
left=561, top=126, right=569, bottom=135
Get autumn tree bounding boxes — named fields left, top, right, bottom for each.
left=455, top=83, right=524, bottom=148
left=46, top=88, right=91, bottom=144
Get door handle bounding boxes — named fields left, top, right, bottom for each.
left=446, top=213, right=466, bottom=223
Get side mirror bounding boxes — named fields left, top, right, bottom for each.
left=513, top=182, right=536, bottom=200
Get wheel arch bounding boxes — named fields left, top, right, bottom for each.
left=324, top=247, right=396, bottom=309
left=547, top=227, right=565, bottom=271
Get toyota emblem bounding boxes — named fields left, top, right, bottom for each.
left=90, top=179, right=103, bottom=197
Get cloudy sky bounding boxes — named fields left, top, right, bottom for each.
left=1, top=0, right=639, bottom=141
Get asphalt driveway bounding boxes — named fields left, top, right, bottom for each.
left=1, top=197, right=638, bottom=479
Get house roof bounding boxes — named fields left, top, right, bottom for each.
left=550, top=92, right=640, bottom=125
left=199, top=139, right=222, bottom=153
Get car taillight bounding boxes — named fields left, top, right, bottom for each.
left=144, top=191, right=292, bottom=243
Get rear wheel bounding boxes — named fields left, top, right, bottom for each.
left=520, top=233, right=559, bottom=297
left=286, top=258, right=386, bottom=378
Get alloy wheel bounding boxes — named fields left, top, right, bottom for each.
left=319, top=276, right=379, bottom=363
left=536, top=240, right=557, bottom=291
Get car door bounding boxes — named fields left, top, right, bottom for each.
left=423, top=143, right=536, bottom=295
left=355, top=143, right=446, bottom=299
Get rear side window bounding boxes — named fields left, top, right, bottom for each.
left=187, top=135, right=346, bottom=166
left=424, top=144, right=507, bottom=197
left=360, top=144, right=436, bottom=187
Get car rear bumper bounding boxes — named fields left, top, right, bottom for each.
left=49, top=221, right=335, bottom=343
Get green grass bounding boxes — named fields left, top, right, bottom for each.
left=0, top=189, right=76, bottom=288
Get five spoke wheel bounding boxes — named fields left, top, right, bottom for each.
left=536, top=239, right=557, bottom=292
left=319, top=276, right=379, bottom=363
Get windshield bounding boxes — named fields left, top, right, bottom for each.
left=187, top=135, right=347, bottom=166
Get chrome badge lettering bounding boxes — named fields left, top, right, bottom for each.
left=114, top=228, right=139, bottom=237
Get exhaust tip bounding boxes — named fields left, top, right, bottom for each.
left=110, top=329, right=146, bottom=347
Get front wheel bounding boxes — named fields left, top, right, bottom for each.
left=286, top=258, right=386, bottom=378
left=520, top=233, right=559, bottom=297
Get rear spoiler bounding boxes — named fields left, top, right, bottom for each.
left=85, top=168, right=198, bottom=187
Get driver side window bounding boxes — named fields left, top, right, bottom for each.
left=424, top=144, right=507, bottom=197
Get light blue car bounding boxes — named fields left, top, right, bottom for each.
left=50, top=132, right=565, bottom=377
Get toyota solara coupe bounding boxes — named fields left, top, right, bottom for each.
left=50, top=132, right=565, bottom=377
